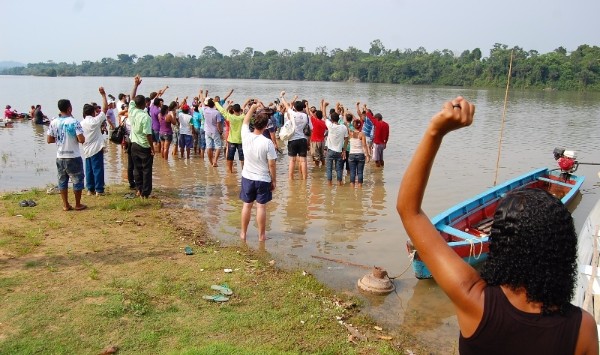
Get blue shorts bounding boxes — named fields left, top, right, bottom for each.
left=226, top=142, right=244, bottom=161
left=179, top=134, right=193, bottom=149
left=151, top=129, right=160, bottom=144
left=197, top=129, right=206, bottom=149
left=240, top=176, right=272, bottom=204
left=56, top=157, right=84, bottom=191
left=160, top=133, right=173, bottom=142
left=205, top=132, right=223, bottom=149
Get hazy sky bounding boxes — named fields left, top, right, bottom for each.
left=2, top=0, right=599, bottom=64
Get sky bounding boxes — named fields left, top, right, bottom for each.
left=1, top=0, right=599, bottom=64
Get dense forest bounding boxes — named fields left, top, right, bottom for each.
left=3, top=41, right=600, bottom=91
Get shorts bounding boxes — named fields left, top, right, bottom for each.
left=310, top=141, right=325, bottom=161
left=179, top=134, right=193, bottom=149
left=160, top=133, right=173, bottom=142
left=197, top=129, right=206, bottom=149
left=205, top=132, right=223, bottom=149
left=56, top=157, right=84, bottom=191
left=373, top=143, right=385, bottom=161
left=226, top=142, right=244, bottom=161
left=288, top=138, right=308, bottom=157
left=151, top=129, right=160, bottom=143
left=240, top=176, right=272, bottom=204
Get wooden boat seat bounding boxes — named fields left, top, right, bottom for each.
left=472, top=217, right=494, bottom=235
left=537, top=176, right=573, bottom=188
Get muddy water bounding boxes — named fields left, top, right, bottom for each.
left=2, top=76, right=600, bottom=352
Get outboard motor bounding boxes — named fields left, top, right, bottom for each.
left=553, top=147, right=579, bottom=174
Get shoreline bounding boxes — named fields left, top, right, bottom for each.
left=0, top=184, right=430, bottom=354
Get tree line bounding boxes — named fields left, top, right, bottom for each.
left=3, top=41, right=600, bottom=91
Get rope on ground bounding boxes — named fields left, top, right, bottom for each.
left=310, top=255, right=372, bottom=269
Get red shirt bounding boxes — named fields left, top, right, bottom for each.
left=4, top=109, right=16, bottom=118
left=366, top=112, right=389, bottom=145
left=310, top=116, right=327, bottom=142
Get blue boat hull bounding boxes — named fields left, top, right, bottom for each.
left=410, top=168, right=585, bottom=279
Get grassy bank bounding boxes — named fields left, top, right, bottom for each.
left=0, top=185, right=427, bottom=354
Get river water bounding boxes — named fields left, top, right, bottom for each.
left=2, top=76, right=600, bottom=352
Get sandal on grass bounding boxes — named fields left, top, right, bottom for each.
left=202, top=294, right=229, bottom=302
left=211, top=284, right=233, bottom=296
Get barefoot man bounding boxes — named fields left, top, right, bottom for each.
left=239, top=102, right=277, bottom=242
left=47, top=99, right=87, bottom=211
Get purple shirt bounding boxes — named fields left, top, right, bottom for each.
left=149, top=104, right=161, bottom=131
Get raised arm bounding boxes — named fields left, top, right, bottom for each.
left=356, top=102, right=365, bottom=120
left=279, top=91, right=292, bottom=111
left=243, top=102, right=258, bottom=126
left=397, top=97, right=483, bottom=333
left=157, top=85, right=169, bottom=97
left=131, top=75, right=141, bottom=101
left=223, top=89, right=234, bottom=101
left=99, top=87, right=108, bottom=114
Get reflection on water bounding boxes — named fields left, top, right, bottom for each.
left=2, top=77, right=600, bottom=353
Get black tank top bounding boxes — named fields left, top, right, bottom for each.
left=459, top=286, right=582, bottom=355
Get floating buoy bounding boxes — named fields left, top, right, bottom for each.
left=357, top=266, right=394, bottom=295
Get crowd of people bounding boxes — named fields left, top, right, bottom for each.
left=32, top=76, right=600, bottom=352
left=44, top=75, right=390, bottom=238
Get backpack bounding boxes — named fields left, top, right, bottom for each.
left=278, top=113, right=296, bottom=141
left=110, top=119, right=127, bottom=144
left=303, top=120, right=312, bottom=136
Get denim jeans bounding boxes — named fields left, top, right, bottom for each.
left=348, top=153, right=366, bottom=184
left=326, top=150, right=343, bottom=182
left=85, top=149, right=104, bottom=193
left=56, top=157, right=84, bottom=191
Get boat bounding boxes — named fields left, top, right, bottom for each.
left=573, top=198, right=600, bottom=341
left=408, top=164, right=585, bottom=279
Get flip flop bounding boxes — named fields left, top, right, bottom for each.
left=211, top=284, right=233, bottom=296
left=202, top=295, right=229, bottom=302
left=19, top=200, right=28, bottom=207
left=26, top=200, right=36, bottom=207
left=74, top=204, right=87, bottom=211
left=63, top=205, right=73, bottom=211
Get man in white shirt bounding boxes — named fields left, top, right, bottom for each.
left=47, top=99, right=87, bottom=211
left=239, top=102, right=277, bottom=242
left=279, top=91, right=311, bottom=180
left=81, top=87, right=109, bottom=196
left=325, top=112, right=348, bottom=185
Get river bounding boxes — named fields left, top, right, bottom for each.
left=2, top=76, right=600, bottom=352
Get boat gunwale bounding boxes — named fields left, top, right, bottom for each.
left=432, top=168, right=585, bottom=247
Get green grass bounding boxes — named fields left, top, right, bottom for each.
left=0, top=184, right=426, bottom=354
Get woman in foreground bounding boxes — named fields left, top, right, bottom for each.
left=397, top=97, right=598, bottom=354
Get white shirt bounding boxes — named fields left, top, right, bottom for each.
left=287, top=109, right=309, bottom=141
left=47, top=116, right=84, bottom=159
left=178, top=112, right=193, bottom=135
left=325, top=120, right=348, bottom=153
left=241, top=123, right=277, bottom=182
left=80, top=112, right=107, bottom=158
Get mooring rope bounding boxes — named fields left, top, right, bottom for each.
left=467, top=237, right=484, bottom=260
left=387, top=250, right=416, bottom=280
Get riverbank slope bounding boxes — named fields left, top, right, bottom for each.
left=0, top=185, right=428, bottom=354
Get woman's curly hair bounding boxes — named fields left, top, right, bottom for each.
left=480, top=188, right=577, bottom=315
